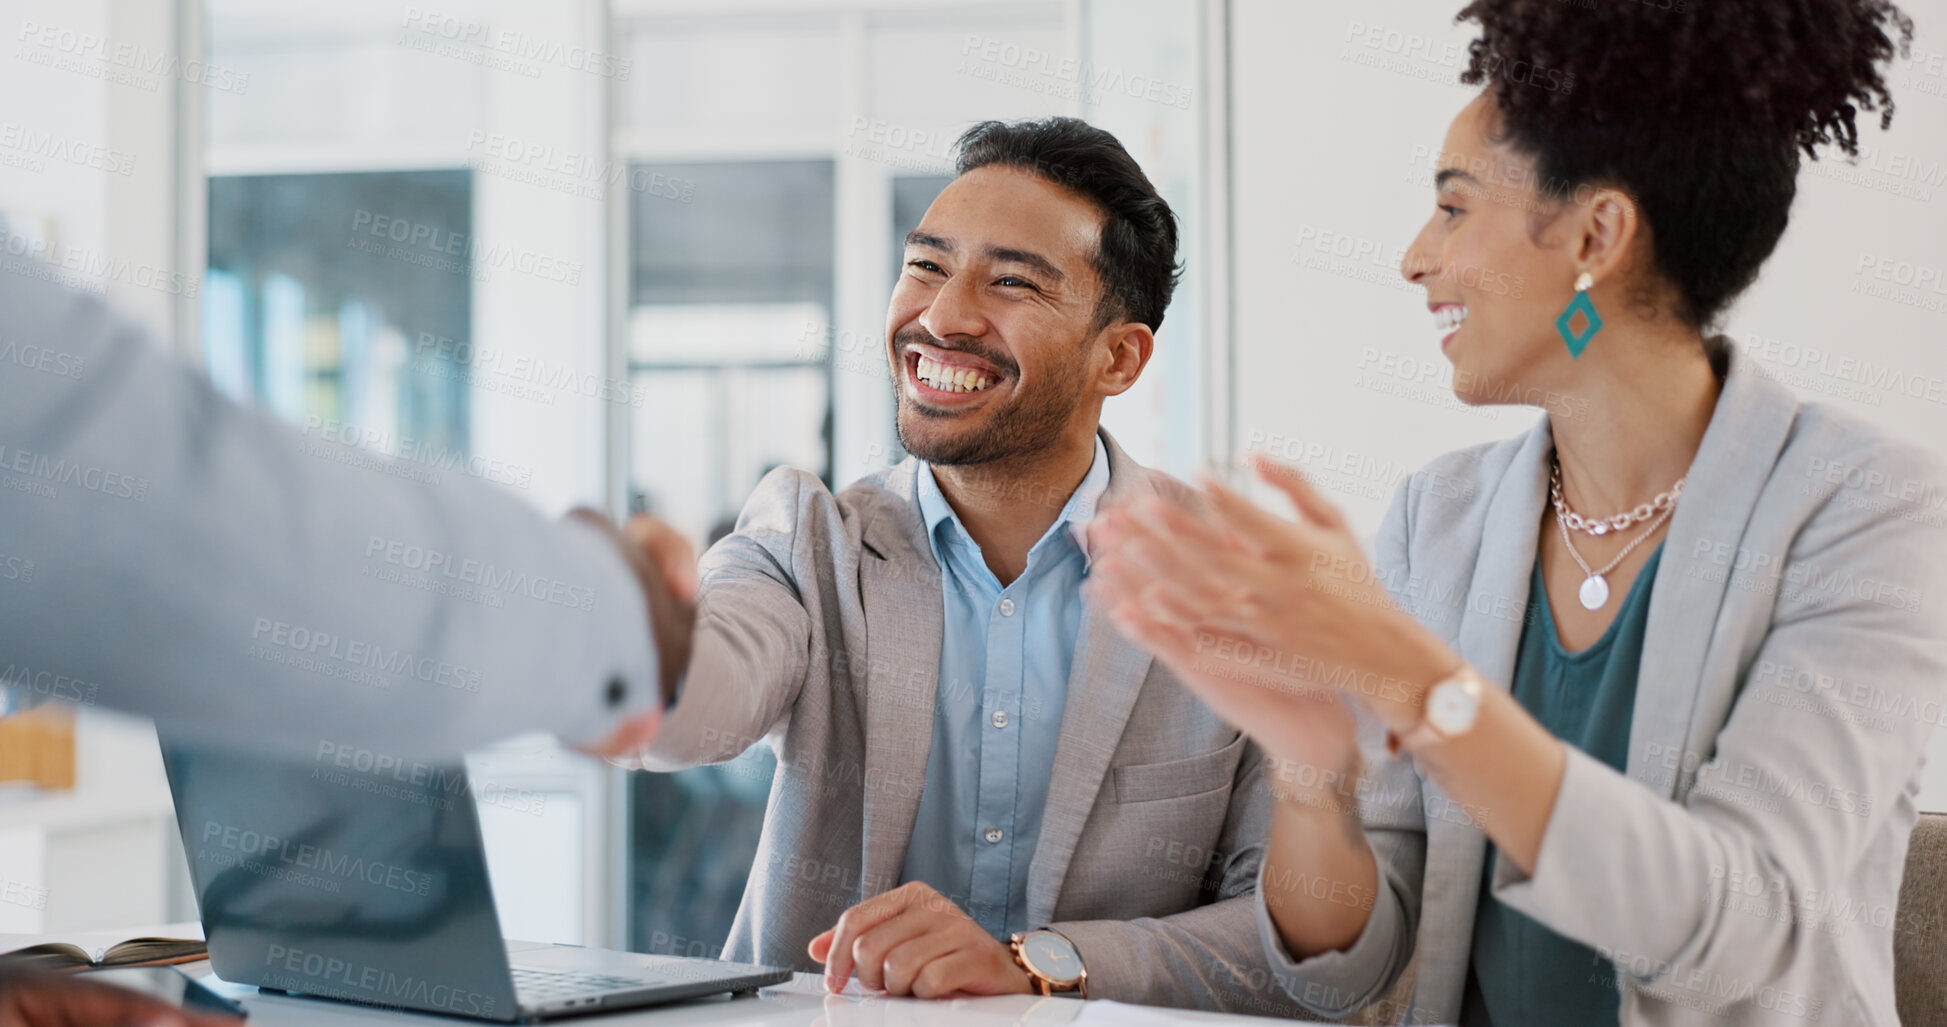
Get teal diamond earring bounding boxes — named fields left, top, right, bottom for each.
left=1556, top=271, right=1602, bottom=359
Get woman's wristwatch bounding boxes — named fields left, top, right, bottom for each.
left=1387, top=665, right=1486, bottom=757
left=1009, top=928, right=1087, bottom=997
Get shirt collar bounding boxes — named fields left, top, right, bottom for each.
left=916, top=434, right=1112, bottom=571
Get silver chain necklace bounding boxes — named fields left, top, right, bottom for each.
left=1549, top=462, right=1685, bottom=536
left=1550, top=460, right=1685, bottom=610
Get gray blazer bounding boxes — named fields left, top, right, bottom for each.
left=635, top=432, right=1306, bottom=1016
left=0, top=274, right=657, bottom=758
left=1261, top=344, right=1947, bottom=1026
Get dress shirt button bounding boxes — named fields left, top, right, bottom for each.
left=990, top=710, right=1010, bottom=729
left=985, top=827, right=1004, bottom=844
left=998, top=598, right=1016, bottom=616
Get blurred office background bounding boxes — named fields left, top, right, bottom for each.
left=0, top=0, right=1220, bottom=949
left=2, top=0, right=1943, bottom=956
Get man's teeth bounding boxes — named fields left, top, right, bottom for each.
left=1434, top=306, right=1468, bottom=332
left=916, top=355, right=997, bottom=393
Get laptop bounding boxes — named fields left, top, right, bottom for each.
left=158, top=738, right=792, bottom=1022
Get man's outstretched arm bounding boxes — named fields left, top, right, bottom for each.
left=0, top=274, right=665, bottom=760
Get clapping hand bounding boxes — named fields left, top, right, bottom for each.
left=1085, top=453, right=1458, bottom=769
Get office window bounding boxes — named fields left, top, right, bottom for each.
left=202, top=0, right=493, bottom=451
left=626, top=160, right=837, bottom=539
left=205, top=171, right=472, bottom=452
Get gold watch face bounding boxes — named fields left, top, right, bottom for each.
left=1018, top=930, right=1083, bottom=986
left=1426, top=676, right=1480, bottom=736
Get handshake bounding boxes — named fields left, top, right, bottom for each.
left=565, top=509, right=1045, bottom=1001
left=564, top=509, right=701, bottom=763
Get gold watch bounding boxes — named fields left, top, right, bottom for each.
left=1009, top=928, right=1087, bottom=997
left=1387, top=665, right=1486, bottom=757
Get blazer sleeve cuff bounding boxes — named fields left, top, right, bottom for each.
left=550, top=515, right=661, bottom=752
left=1255, top=857, right=1405, bottom=1017
left=1489, top=744, right=1589, bottom=900
left=1045, top=919, right=1137, bottom=1002
left=1488, top=744, right=1681, bottom=958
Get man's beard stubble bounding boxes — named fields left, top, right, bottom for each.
left=891, top=326, right=1086, bottom=467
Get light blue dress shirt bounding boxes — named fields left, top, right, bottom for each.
left=899, top=435, right=1111, bottom=940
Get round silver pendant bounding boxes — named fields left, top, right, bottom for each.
left=1578, top=574, right=1610, bottom=610
left=1591, top=523, right=1609, bottom=536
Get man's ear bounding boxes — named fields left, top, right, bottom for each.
left=1096, top=320, right=1155, bottom=398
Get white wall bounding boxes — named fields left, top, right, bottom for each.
left=2, top=0, right=112, bottom=292
left=1085, top=0, right=1209, bottom=473
left=1230, top=0, right=1947, bottom=801
left=3, top=0, right=180, bottom=342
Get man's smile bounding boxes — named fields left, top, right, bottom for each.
left=901, top=339, right=1011, bottom=409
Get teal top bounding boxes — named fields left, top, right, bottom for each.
left=1459, top=544, right=1664, bottom=1027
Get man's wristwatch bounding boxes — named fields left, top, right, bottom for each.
left=1009, top=928, right=1087, bottom=997
left=1387, top=665, right=1486, bottom=757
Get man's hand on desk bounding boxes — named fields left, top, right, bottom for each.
left=808, top=882, right=1032, bottom=1000
left=566, top=510, right=699, bottom=762
left=0, top=965, right=238, bottom=1027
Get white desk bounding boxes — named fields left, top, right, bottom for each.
left=8, top=924, right=1327, bottom=1026
left=186, top=969, right=1322, bottom=1026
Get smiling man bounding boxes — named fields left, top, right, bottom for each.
left=617, top=118, right=1292, bottom=1015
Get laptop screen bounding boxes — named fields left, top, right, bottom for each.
left=159, top=736, right=522, bottom=1022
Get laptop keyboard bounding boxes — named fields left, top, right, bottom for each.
left=510, top=967, right=646, bottom=1000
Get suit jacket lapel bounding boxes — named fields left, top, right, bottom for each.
left=1456, top=422, right=1552, bottom=690
left=1425, top=418, right=1551, bottom=909
left=1027, top=432, right=1155, bottom=926
left=1629, top=344, right=1797, bottom=797
left=857, top=460, right=944, bottom=896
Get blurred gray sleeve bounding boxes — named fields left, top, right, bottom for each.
left=0, top=274, right=657, bottom=758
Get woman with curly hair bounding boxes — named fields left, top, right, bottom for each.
left=1085, top=0, right=1939, bottom=1023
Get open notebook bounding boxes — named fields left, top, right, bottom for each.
left=0, top=936, right=206, bottom=972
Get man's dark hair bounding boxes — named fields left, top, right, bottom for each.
left=1456, top=0, right=1912, bottom=330
left=953, top=117, right=1183, bottom=333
